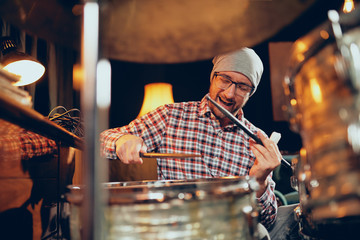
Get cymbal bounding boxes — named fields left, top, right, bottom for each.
left=1, top=0, right=316, bottom=63
left=100, top=0, right=315, bottom=63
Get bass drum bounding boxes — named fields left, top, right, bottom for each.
left=283, top=8, right=360, bottom=240
left=67, top=177, right=260, bottom=240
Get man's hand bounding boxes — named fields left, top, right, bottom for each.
left=115, top=135, right=147, bottom=164
left=249, top=131, right=281, bottom=197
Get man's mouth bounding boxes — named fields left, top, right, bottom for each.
left=218, top=96, right=234, bottom=108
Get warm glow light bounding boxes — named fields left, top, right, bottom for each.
left=320, top=30, right=329, bottom=40
left=73, top=63, right=84, bottom=91
left=296, top=53, right=305, bottom=62
left=296, top=41, right=308, bottom=53
left=290, top=98, right=297, bottom=106
left=4, top=60, right=45, bottom=86
left=310, top=78, right=322, bottom=103
left=300, top=148, right=307, bottom=160
left=294, top=41, right=309, bottom=62
left=343, top=0, right=355, bottom=13
left=138, top=82, right=174, bottom=118
left=96, top=59, right=111, bottom=108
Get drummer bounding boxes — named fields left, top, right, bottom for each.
left=100, top=47, right=299, bottom=239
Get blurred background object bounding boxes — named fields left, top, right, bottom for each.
left=1, top=36, right=45, bottom=86
left=137, top=82, right=174, bottom=118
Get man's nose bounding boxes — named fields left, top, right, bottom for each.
left=223, top=83, right=236, bottom=98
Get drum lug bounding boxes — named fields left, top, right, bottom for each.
left=329, top=10, right=360, bottom=97
left=242, top=205, right=260, bottom=240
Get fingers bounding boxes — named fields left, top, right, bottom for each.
left=249, top=131, right=281, bottom=181
left=127, top=142, right=144, bottom=164
left=115, top=135, right=146, bottom=164
left=255, top=132, right=282, bottom=162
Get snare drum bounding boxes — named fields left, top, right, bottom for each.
left=67, top=177, right=259, bottom=240
left=283, top=8, right=360, bottom=239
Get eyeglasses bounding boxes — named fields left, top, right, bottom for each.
left=213, top=72, right=254, bottom=97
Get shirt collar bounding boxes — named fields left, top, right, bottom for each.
left=199, top=95, right=212, bottom=118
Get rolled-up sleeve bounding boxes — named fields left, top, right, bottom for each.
left=100, top=105, right=168, bottom=160
left=100, top=128, right=123, bottom=159
left=256, top=176, right=278, bottom=229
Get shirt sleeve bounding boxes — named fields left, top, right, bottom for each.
left=256, top=176, right=278, bottom=229
left=19, top=130, right=58, bottom=160
left=0, top=127, right=57, bottom=161
left=100, top=105, right=169, bottom=159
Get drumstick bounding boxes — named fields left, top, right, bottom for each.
left=269, top=132, right=281, bottom=145
left=206, top=95, right=291, bottom=169
left=270, top=132, right=291, bottom=169
left=140, top=152, right=202, bottom=159
left=206, top=95, right=263, bottom=144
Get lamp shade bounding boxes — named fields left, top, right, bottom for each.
left=343, top=0, right=355, bottom=13
left=137, top=82, right=174, bottom=118
left=1, top=37, right=45, bottom=86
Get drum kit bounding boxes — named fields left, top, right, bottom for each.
left=1, top=0, right=360, bottom=239
left=67, top=177, right=260, bottom=239
left=283, top=7, right=360, bottom=239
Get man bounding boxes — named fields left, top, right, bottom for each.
left=101, top=48, right=298, bottom=239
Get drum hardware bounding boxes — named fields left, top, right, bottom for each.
left=206, top=95, right=292, bottom=169
left=347, top=122, right=360, bottom=153
left=329, top=10, right=360, bottom=104
left=242, top=204, right=261, bottom=240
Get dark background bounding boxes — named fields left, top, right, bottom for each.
left=108, top=0, right=348, bottom=153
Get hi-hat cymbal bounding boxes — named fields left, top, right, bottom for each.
left=1, top=0, right=316, bottom=63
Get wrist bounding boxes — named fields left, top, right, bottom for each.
left=256, top=178, right=268, bottom=198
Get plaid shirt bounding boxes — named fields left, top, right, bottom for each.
left=100, top=95, right=277, bottom=228
left=0, top=119, right=58, bottom=161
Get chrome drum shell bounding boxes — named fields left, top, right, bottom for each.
left=283, top=8, right=360, bottom=239
left=67, top=177, right=260, bottom=240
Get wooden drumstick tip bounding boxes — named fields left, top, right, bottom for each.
left=270, top=132, right=281, bottom=144
left=270, top=132, right=292, bottom=169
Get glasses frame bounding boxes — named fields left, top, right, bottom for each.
left=213, top=72, right=254, bottom=97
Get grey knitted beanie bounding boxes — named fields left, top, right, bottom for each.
left=210, top=48, right=263, bottom=96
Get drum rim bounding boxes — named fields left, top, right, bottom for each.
left=66, top=176, right=259, bottom=204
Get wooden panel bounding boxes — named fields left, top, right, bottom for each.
left=0, top=156, right=59, bottom=179
left=109, top=158, right=158, bottom=182
left=0, top=67, right=79, bottom=239
left=71, top=148, right=158, bottom=183
left=0, top=179, right=56, bottom=239
left=0, top=179, right=33, bottom=212
left=0, top=120, right=75, bottom=239
left=0, top=93, right=83, bottom=149
left=268, top=42, right=293, bottom=121
left=72, top=149, right=83, bottom=185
